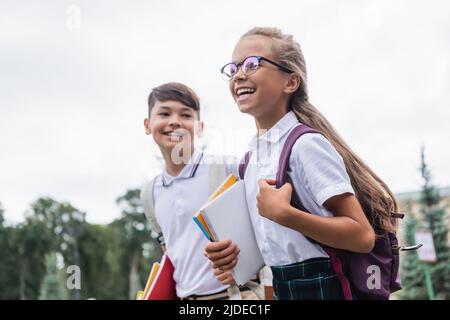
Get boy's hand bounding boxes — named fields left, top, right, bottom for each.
left=204, top=239, right=239, bottom=271
left=213, top=267, right=237, bottom=285
left=257, top=179, right=293, bottom=224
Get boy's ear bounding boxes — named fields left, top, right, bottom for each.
left=144, top=118, right=151, bottom=135
left=284, top=73, right=301, bottom=95
left=195, top=120, right=204, bottom=138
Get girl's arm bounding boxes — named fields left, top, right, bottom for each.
left=257, top=179, right=375, bottom=253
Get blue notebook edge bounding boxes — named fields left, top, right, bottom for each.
left=193, top=216, right=212, bottom=241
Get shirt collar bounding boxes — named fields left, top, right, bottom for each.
left=161, top=148, right=203, bottom=187
left=248, top=111, right=299, bottom=149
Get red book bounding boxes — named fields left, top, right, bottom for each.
left=144, top=254, right=177, bottom=300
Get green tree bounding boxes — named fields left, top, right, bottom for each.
left=399, top=208, right=427, bottom=299
left=0, top=202, right=4, bottom=227
left=30, top=198, right=87, bottom=299
left=0, top=202, right=13, bottom=299
left=77, top=223, right=127, bottom=299
left=9, top=216, right=55, bottom=299
left=418, top=147, right=450, bottom=299
left=1, top=191, right=162, bottom=300
left=114, top=189, right=162, bottom=299
left=39, top=252, right=68, bottom=300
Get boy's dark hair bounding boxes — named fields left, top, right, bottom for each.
left=148, top=82, right=200, bottom=119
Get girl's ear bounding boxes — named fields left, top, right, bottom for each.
left=144, top=118, right=151, bottom=135
left=195, top=120, right=204, bottom=138
left=284, top=73, right=301, bottom=95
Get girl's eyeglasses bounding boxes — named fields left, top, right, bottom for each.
left=220, top=56, right=293, bottom=81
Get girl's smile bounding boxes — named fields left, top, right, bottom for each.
left=235, top=86, right=257, bottom=103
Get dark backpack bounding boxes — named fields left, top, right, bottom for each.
left=239, top=124, right=404, bottom=300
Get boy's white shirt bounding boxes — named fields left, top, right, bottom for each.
left=244, top=111, right=355, bottom=267
left=153, top=148, right=238, bottom=298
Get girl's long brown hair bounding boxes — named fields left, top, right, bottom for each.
left=241, top=27, right=398, bottom=232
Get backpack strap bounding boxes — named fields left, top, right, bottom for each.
left=276, top=124, right=320, bottom=212
left=141, top=158, right=230, bottom=246
left=391, top=212, right=405, bottom=219
left=238, top=151, right=252, bottom=179
left=276, top=124, right=320, bottom=188
left=275, top=124, right=354, bottom=300
left=140, top=176, right=164, bottom=245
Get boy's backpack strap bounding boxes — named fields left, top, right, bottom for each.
left=238, top=151, right=252, bottom=179
left=140, top=158, right=231, bottom=247
left=140, top=176, right=165, bottom=245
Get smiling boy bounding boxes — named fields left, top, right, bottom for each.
left=142, top=82, right=252, bottom=300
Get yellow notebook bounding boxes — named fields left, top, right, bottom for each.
left=136, top=291, right=144, bottom=300
left=137, top=261, right=160, bottom=300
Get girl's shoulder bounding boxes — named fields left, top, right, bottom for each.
left=288, top=130, right=353, bottom=206
left=291, top=131, right=338, bottom=160
left=289, top=131, right=345, bottom=173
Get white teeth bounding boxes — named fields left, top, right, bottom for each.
left=236, top=87, right=256, bottom=96
left=166, top=132, right=183, bottom=142
left=167, top=132, right=183, bottom=137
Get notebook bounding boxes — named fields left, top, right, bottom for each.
left=193, top=175, right=265, bottom=285
left=140, top=254, right=177, bottom=300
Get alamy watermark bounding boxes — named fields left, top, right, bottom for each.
left=366, top=265, right=381, bottom=290
left=66, top=265, right=81, bottom=290
left=66, top=5, right=81, bottom=30
left=167, top=122, right=281, bottom=166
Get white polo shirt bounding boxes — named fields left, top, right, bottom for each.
left=244, top=111, right=355, bottom=267
left=154, top=148, right=237, bottom=298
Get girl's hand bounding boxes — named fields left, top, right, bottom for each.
left=204, top=239, right=240, bottom=271
left=257, top=179, right=293, bottom=224
left=212, top=266, right=237, bottom=285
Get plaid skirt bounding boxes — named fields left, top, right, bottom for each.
left=271, top=257, right=355, bottom=300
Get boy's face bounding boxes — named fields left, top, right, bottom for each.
left=144, top=100, right=203, bottom=155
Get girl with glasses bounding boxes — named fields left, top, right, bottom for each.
left=205, top=27, right=399, bottom=300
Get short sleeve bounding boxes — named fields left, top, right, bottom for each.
left=289, top=133, right=355, bottom=206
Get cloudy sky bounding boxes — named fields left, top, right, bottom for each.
left=1, top=0, right=449, bottom=225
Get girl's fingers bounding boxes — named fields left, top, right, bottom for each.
left=220, top=258, right=238, bottom=271
left=213, top=267, right=224, bottom=276
left=204, top=239, right=232, bottom=254
left=217, top=271, right=236, bottom=285
left=205, top=242, right=238, bottom=261
left=217, top=272, right=228, bottom=282
left=212, top=251, right=237, bottom=268
left=258, top=179, right=268, bottom=189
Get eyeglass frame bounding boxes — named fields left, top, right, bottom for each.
left=220, top=55, right=294, bottom=81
